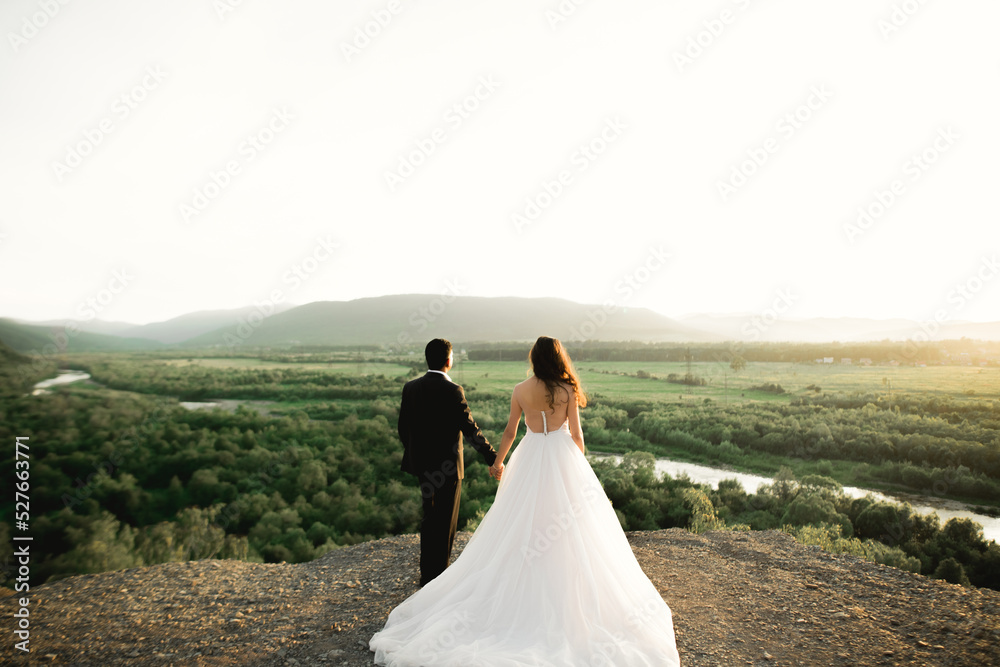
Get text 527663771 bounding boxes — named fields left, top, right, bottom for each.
left=13, top=436, right=32, bottom=653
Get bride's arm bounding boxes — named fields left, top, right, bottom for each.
left=496, top=389, right=522, bottom=465
left=568, top=389, right=585, bottom=454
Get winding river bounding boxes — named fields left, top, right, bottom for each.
left=589, top=453, right=999, bottom=545
left=31, top=371, right=998, bottom=544
left=31, top=370, right=92, bottom=394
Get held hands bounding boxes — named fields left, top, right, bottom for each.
left=489, top=461, right=504, bottom=481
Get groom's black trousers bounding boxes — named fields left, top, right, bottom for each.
left=419, top=476, right=462, bottom=586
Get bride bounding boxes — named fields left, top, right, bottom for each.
left=369, top=336, right=681, bottom=666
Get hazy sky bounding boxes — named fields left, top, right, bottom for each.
left=1, top=0, right=998, bottom=327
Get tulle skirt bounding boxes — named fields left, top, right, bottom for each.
left=369, top=424, right=681, bottom=666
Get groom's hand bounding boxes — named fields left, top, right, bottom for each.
left=491, top=461, right=504, bottom=481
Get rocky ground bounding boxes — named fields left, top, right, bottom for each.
left=2, top=528, right=999, bottom=666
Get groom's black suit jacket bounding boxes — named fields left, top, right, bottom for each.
left=398, top=371, right=497, bottom=482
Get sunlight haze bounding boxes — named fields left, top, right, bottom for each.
left=1, top=0, right=998, bottom=327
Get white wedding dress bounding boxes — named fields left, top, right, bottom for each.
left=369, top=413, right=681, bottom=666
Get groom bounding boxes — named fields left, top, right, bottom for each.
left=398, top=338, right=502, bottom=586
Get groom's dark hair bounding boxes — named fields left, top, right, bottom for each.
left=425, top=338, right=452, bottom=370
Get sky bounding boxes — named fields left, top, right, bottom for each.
left=1, top=0, right=998, bottom=327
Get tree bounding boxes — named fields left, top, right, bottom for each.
left=932, top=557, right=971, bottom=586
left=854, top=503, right=906, bottom=543
left=53, top=511, right=142, bottom=576
left=681, top=487, right=726, bottom=534
left=297, top=460, right=328, bottom=494
left=780, top=493, right=849, bottom=537
left=723, top=354, right=746, bottom=404
left=730, top=356, right=747, bottom=373
left=761, top=466, right=799, bottom=505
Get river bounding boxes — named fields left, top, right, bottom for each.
left=589, top=453, right=1000, bottom=545
left=30, top=371, right=998, bottom=544
left=31, top=370, right=91, bottom=395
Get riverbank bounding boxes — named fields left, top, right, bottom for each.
left=30, top=369, right=91, bottom=395
left=589, top=442, right=1000, bottom=545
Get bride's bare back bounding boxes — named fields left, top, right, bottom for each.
left=497, top=376, right=585, bottom=457
left=517, top=376, right=571, bottom=432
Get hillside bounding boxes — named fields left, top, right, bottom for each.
left=0, top=337, right=31, bottom=370
left=0, top=318, right=165, bottom=354
left=0, top=338, right=57, bottom=398
left=115, top=305, right=299, bottom=344
left=26, top=305, right=297, bottom=344
left=181, top=295, right=708, bottom=348
left=6, top=297, right=1000, bottom=350
left=21, top=317, right=140, bottom=338
left=3, top=529, right=998, bottom=666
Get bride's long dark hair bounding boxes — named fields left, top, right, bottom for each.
left=529, top=336, right=587, bottom=409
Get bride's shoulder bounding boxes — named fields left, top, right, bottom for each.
left=559, top=381, right=578, bottom=399
left=513, top=376, right=545, bottom=397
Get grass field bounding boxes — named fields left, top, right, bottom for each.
left=158, top=357, right=414, bottom=377
left=145, top=355, right=1000, bottom=402
left=448, top=360, right=1000, bottom=403
left=139, top=355, right=1000, bottom=409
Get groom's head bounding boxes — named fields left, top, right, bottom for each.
left=425, top=338, right=452, bottom=371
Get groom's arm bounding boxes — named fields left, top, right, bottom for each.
left=454, top=385, right=497, bottom=467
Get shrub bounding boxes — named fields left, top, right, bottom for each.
left=932, top=557, right=971, bottom=586
left=749, top=383, right=785, bottom=394
left=783, top=523, right=921, bottom=574
left=681, top=487, right=726, bottom=534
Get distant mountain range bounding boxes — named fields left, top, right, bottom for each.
left=0, top=317, right=167, bottom=354
left=1, top=295, right=998, bottom=353
left=178, top=296, right=707, bottom=348
left=27, top=304, right=297, bottom=344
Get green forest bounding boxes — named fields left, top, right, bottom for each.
left=1, top=347, right=999, bottom=594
